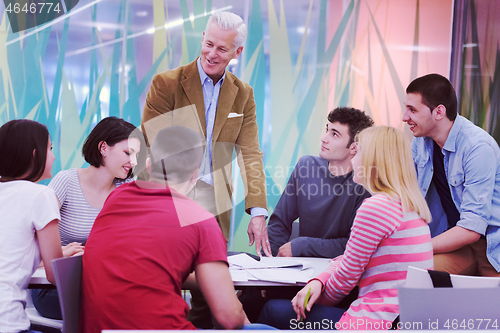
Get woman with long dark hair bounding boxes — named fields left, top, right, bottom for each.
left=0, top=119, right=63, bottom=332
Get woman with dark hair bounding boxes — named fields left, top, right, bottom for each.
left=51, top=117, right=143, bottom=248
left=32, top=116, right=145, bottom=319
left=0, top=119, right=63, bottom=332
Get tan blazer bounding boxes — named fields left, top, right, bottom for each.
left=141, top=59, right=267, bottom=240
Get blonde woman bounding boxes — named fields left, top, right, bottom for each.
left=258, top=126, right=433, bottom=330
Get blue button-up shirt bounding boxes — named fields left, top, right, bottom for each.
left=197, top=58, right=224, bottom=186
left=412, top=115, right=500, bottom=271
left=196, top=59, right=267, bottom=219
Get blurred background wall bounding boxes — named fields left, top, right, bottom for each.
left=1, top=0, right=497, bottom=254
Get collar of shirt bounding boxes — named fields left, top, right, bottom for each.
left=442, top=115, right=464, bottom=153
left=419, top=116, right=466, bottom=160
left=197, top=58, right=225, bottom=110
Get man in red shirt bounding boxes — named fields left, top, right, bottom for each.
left=80, top=126, right=246, bottom=332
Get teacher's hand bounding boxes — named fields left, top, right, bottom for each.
left=247, top=216, right=272, bottom=257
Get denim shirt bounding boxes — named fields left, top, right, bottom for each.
left=412, top=115, right=500, bottom=272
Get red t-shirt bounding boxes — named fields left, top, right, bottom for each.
left=80, top=182, right=228, bottom=332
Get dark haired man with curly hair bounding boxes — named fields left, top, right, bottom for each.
left=267, top=107, right=374, bottom=258
left=240, top=107, right=373, bottom=322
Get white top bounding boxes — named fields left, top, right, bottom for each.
left=0, top=181, right=60, bottom=332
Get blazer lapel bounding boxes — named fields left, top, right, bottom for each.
left=181, top=60, right=207, bottom=137
left=213, top=74, right=238, bottom=142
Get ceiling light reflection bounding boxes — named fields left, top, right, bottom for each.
left=65, top=6, right=233, bottom=57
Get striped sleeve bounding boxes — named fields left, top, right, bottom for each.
left=322, top=195, right=402, bottom=304
left=313, top=257, right=342, bottom=291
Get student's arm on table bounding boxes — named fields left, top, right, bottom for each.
left=195, top=261, right=246, bottom=329
left=39, top=242, right=84, bottom=268
left=277, top=241, right=293, bottom=257
left=36, top=220, right=64, bottom=285
left=282, top=236, right=348, bottom=258
left=62, top=242, right=85, bottom=257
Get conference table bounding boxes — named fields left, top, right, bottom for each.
left=29, top=255, right=332, bottom=289
left=229, top=256, right=331, bottom=288
left=29, top=267, right=55, bottom=289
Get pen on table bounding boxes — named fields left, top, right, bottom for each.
left=300, top=287, right=312, bottom=322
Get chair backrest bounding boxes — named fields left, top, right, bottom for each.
left=404, top=266, right=434, bottom=288
left=405, top=265, right=500, bottom=288
left=51, top=255, right=83, bottom=333
left=399, top=266, right=500, bottom=329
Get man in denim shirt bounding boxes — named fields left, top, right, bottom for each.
left=402, top=73, right=500, bottom=276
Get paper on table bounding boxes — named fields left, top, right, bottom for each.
left=260, top=257, right=312, bottom=270
left=228, top=254, right=315, bottom=284
left=245, top=267, right=314, bottom=284
left=229, top=269, right=249, bottom=282
left=228, top=253, right=307, bottom=270
left=228, top=253, right=264, bottom=269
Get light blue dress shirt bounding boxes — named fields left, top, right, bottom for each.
left=412, top=115, right=500, bottom=272
left=196, top=59, right=267, bottom=219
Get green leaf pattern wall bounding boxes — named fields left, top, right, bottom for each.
left=459, top=0, right=500, bottom=142
left=0, top=0, right=455, bottom=254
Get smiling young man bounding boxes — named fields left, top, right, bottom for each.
left=403, top=73, right=500, bottom=277
left=266, top=107, right=373, bottom=258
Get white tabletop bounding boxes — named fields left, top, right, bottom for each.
left=232, top=257, right=331, bottom=287
left=30, top=267, right=51, bottom=285
left=30, top=256, right=332, bottom=288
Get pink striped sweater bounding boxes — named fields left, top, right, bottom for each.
left=314, top=194, right=433, bottom=330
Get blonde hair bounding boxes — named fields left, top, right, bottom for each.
left=356, top=126, right=431, bottom=223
